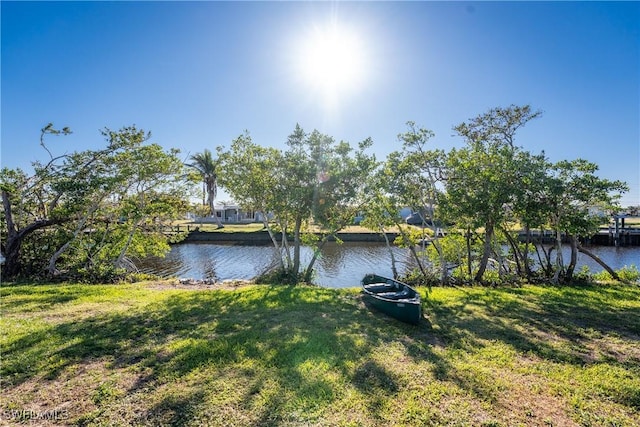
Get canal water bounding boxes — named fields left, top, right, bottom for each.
left=137, top=242, right=639, bottom=288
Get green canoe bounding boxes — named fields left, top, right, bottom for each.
left=361, top=274, right=422, bottom=324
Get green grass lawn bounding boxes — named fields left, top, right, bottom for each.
left=1, top=282, right=639, bottom=426
left=173, top=221, right=266, bottom=233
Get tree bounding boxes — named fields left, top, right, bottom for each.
left=216, top=132, right=287, bottom=269
left=360, top=190, right=402, bottom=279
left=366, top=122, right=446, bottom=286
left=446, top=105, right=542, bottom=282
left=442, top=105, right=629, bottom=284
left=505, top=150, right=551, bottom=280
left=539, top=159, right=628, bottom=283
left=1, top=125, right=191, bottom=280
left=107, top=140, right=190, bottom=272
left=299, top=133, right=378, bottom=282
left=1, top=124, right=74, bottom=277
left=218, top=125, right=377, bottom=283
left=187, top=149, right=223, bottom=228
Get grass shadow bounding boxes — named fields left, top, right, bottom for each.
left=3, top=283, right=639, bottom=424
left=421, top=285, right=640, bottom=365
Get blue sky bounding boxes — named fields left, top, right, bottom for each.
left=2, top=1, right=639, bottom=207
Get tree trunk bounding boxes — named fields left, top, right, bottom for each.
left=2, top=189, right=69, bottom=277
left=292, top=216, right=302, bottom=278
left=502, top=228, right=522, bottom=276
left=206, top=181, right=223, bottom=228
left=474, top=222, right=494, bottom=282
left=552, top=227, right=564, bottom=284
left=115, top=219, right=143, bottom=269
left=48, top=240, right=72, bottom=276
left=1, top=189, right=19, bottom=277
left=2, top=239, right=21, bottom=278
left=577, top=242, right=621, bottom=281
left=397, top=223, right=428, bottom=279
left=259, top=210, right=285, bottom=270
left=466, top=228, right=472, bottom=278
left=565, top=234, right=578, bottom=282
left=523, top=226, right=532, bottom=279
left=303, top=237, right=329, bottom=283
left=279, top=220, right=293, bottom=271
left=543, top=245, right=554, bottom=277
left=5, top=224, right=70, bottom=278
left=48, top=203, right=101, bottom=276
left=380, top=226, right=399, bottom=279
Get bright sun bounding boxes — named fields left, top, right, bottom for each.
left=296, top=23, right=367, bottom=105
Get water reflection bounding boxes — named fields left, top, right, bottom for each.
left=561, top=245, right=639, bottom=272
left=138, top=242, right=411, bottom=288
left=137, top=242, right=639, bottom=288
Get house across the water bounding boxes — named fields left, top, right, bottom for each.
left=213, top=203, right=265, bottom=223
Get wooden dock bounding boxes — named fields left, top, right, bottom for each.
left=581, top=214, right=640, bottom=246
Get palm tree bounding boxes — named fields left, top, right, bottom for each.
left=187, top=149, right=224, bottom=228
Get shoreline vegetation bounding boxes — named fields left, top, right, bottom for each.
left=2, top=280, right=639, bottom=426
left=3, top=110, right=636, bottom=284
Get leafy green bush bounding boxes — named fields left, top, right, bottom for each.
left=255, top=267, right=303, bottom=285
left=591, top=265, right=639, bottom=284
left=73, top=265, right=128, bottom=284
left=122, top=272, right=161, bottom=283
left=617, top=265, right=640, bottom=284
left=574, top=265, right=593, bottom=283
left=398, top=268, right=440, bottom=288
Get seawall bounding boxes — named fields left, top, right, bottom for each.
left=181, top=229, right=639, bottom=246
left=182, top=230, right=399, bottom=244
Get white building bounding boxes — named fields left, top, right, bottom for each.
left=213, top=203, right=260, bottom=223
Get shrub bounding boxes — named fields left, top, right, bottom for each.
left=592, top=269, right=613, bottom=282
left=617, top=265, right=640, bottom=284
left=255, top=267, right=302, bottom=285
left=398, top=268, right=440, bottom=288
left=591, top=265, right=639, bottom=284
left=574, top=265, right=593, bottom=283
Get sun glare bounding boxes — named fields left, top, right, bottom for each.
left=295, top=23, right=367, bottom=106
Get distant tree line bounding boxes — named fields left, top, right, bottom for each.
left=0, top=105, right=631, bottom=284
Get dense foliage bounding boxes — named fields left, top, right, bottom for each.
left=1, top=105, right=631, bottom=285
left=1, top=125, right=193, bottom=281
left=218, top=124, right=377, bottom=283
left=371, top=106, right=629, bottom=286
left=213, top=105, right=630, bottom=286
